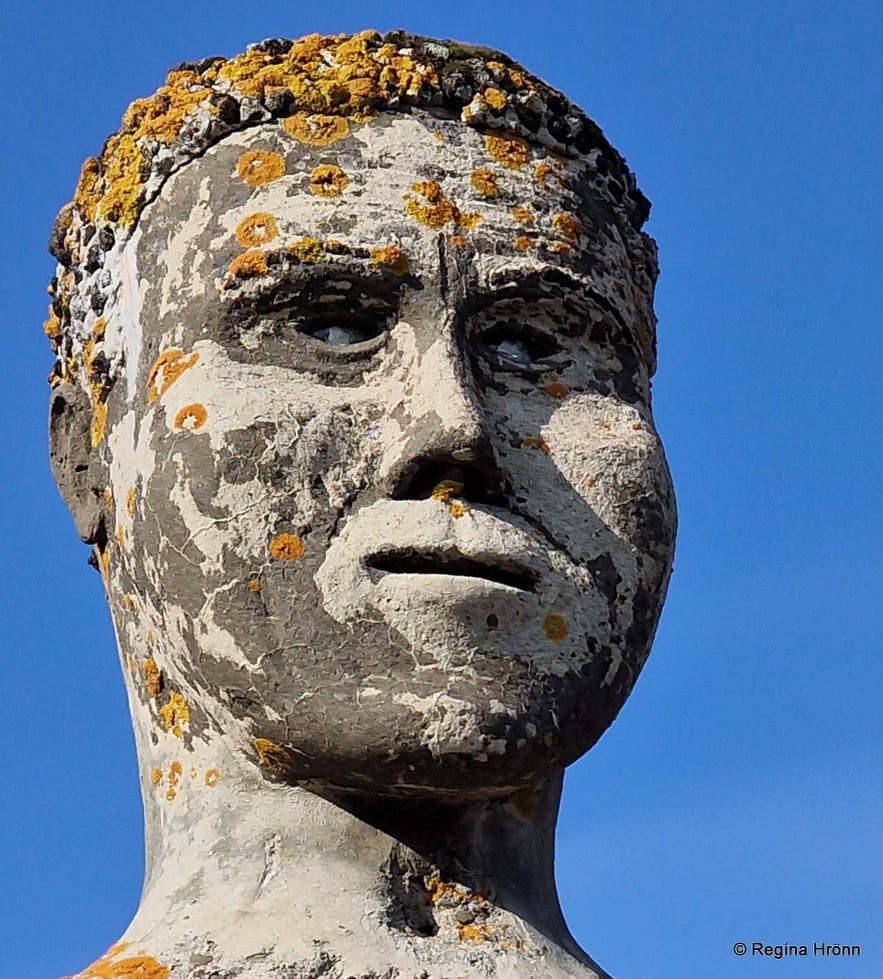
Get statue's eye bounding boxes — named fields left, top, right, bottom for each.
left=301, top=319, right=386, bottom=347
left=483, top=329, right=560, bottom=371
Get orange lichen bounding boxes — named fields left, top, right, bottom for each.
left=448, top=234, right=468, bottom=248
left=205, top=768, right=220, bottom=788
left=448, top=501, right=466, bottom=519
left=585, top=476, right=596, bottom=488
left=534, top=161, right=562, bottom=191
left=254, top=738, right=292, bottom=773
left=43, top=307, right=61, bottom=340
left=142, top=658, right=163, bottom=699
left=288, top=237, right=324, bottom=263
left=159, top=691, right=190, bottom=738
left=522, top=436, right=550, bottom=454
left=544, top=380, right=569, bottom=398
left=485, top=133, right=530, bottom=170
left=173, top=403, right=208, bottom=431
left=150, top=767, right=162, bottom=786
left=483, top=87, right=508, bottom=112
left=432, top=130, right=445, bottom=142
left=98, top=132, right=144, bottom=226
left=90, top=396, right=108, bottom=448
left=470, top=167, right=499, bottom=197
left=458, top=922, right=493, bottom=943
left=124, top=593, right=133, bottom=612
left=73, top=157, right=102, bottom=224
left=369, top=245, right=409, bottom=274
left=126, top=487, right=136, bottom=518
left=227, top=250, right=269, bottom=279
left=281, top=111, right=350, bottom=145
left=543, top=614, right=568, bottom=641
left=248, top=579, right=261, bottom=593
left=235, top=212, right=278, bottom=248
left=147, top=350, right=199, bottom=403
left=269, top=533, right=305, bottom=560
left=511, top=207, right=533, bottom=225
left=309, top=163, right=349, bottom=198
left=93, top=317, right=107, bottom=339
left=405, top=180, right=481, bottom=231
left=165, top=760, right=183, bottom=802
left=514, top=235, right=533, bottom=252
left=430, top=480, right=464, bottom=503
left=74, top=945, right=169, bottom=979
left=552, top=212, right=579, bottom=242
left=146, top=629, right=154, bottom=647
left=236, top=149, right=286, bottom=186
left=115, top=525, right=126, bottom=552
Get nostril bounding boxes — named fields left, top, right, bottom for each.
left=392, top=455, right=507, bottom=507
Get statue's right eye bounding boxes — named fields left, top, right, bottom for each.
left=300, top=318, right=387, bottom=347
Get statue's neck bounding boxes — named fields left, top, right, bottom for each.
left=112, top=738, right=606, bottom=978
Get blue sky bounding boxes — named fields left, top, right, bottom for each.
left=2, top=2, right=881, bottom=977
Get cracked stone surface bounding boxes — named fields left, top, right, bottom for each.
left=47, top=30, right=676, bottom=979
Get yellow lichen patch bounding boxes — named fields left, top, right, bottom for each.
left=269, top=533, right=305, bottom=560
left=97, top=547, right=111, bottom=588
left=522, top=436, right=551, bottom=454
left=369, top=245, right=409, bottom=275
left=90, top=397, right=108, bottom=448
left=534, top=161, right=562, bottom=191
left=236, top=149, right=286, bottom=186
left=159, top=691, right=190, bottom=738
left=147, top=349, right=199, bottom=403
left=142, top=659, right=163, bottom=699
left=511, top=207, right=533, bottom=225
left=552, top=212, right=579, bottom=242
left=458, top=922, right=493, bottom=943
left=126, top=487, right=136, bottom=518
left=73, top=157, right=102, bottom=224
left=430, top=480, right=464, bottom=503
left=448, top=234, right=468, bottom=248
left=288, top=237, right=324, bottom=263
left=235, top=212, right=278, bottom=248
left=124, top=593, right=133, bottom=612
left=281, top=111, right=350, bottom=145
left=115, top=525, right=126, bottom=553
left=448, top=501, right=466, bottom=519
left=470, top=167, right=499, bottom=197
left=309, top=163, right=349, bottom=198
left=205, top=768, right=220, bottom=788
left=254, top=738, right=292, bottom=773
left=514, top=235, right=533, bottom=252
left=483, top=87, right=508, bottom=112
left=173, top=403, right=208, bottom=431
left=75, top=948, right=169, bottom=979
left=190, top=768, right=197, bottom=779
left=43, top=307, right=61, bottom=340
left=485, top=133, right=530, bottom=170
left=542, top=613, right=568, bottom=641
left=432, top=130, right=444, bottom=142
left=248, top=579, right=261, bottom=593
left=227, top=249, right=269, bottom=280
left=99, top=132, right=143, bottom=226
left=165, top=760, right=183, bottom=802
left=150, top=767, right=162, bottom=787
left=544, top=379, right=569, bottom=399
left=405, top=180, right=481, bottom=231
left=93, top=317, right=107, bottom=340
left=146, top=629, right=154, bottom=647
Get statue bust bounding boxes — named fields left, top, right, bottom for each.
left=46, top=31, right=676, bottom=979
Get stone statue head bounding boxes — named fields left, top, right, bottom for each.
left=47, top=30, right=676, bottom=806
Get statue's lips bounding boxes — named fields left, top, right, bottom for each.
left=365, top=548, right=538, bottom=593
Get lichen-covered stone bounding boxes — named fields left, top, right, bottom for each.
left=48, top=31, right=676, bottom=979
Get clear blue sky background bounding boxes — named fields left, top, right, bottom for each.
left=2, top=2, right=880, bottom=977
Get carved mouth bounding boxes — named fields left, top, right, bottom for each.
left=366, top=549, right=537, bottom=592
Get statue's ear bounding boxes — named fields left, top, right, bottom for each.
left=49, top=383, right=106, bottom=545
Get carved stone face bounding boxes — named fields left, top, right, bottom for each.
left=78, top=111, right=675, bottom=797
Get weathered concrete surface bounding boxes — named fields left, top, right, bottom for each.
left=47, top=31, right=676, bottom=979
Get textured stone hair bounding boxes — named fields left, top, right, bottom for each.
left=43, top=30, right=653, bottom=405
